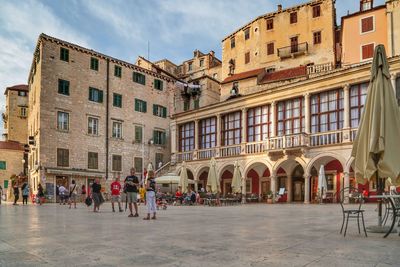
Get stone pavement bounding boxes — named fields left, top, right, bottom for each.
left=0, top=202, right=399, bottom=267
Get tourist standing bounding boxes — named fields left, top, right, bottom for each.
left=13, top=182, right=19, bottom=205
left=110, top=177, right=123, bottom=212
left=37, top=184, right=44, bottom=205
left=22, top=182, right=29, bottom=205
left=91, top=178, right=103, bottom=212
left=144, top=170, right=156, bottom=220
left=124, top=168, right=139, bottom=217
left=81, top=184, right=86, bottom=203
left=59, top=184, right=68, bottom=205
left=68, top=180, right=78, bottom=209
left=0, top=185, right=3, bottom=205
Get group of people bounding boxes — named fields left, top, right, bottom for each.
left=1, top=181, right=44, bottom=206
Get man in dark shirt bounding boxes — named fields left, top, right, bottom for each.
left=125, top=167, right=139, bottom=217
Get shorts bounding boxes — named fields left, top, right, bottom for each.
left=111, top=195, right=121, bottom=202
left=70, top=193, right=77, bottom=201
left=126, top=192, right=138, bottom=204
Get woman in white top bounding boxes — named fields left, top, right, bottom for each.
left=68, top=180, right=78, bottom=209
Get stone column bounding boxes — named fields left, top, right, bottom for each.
left=270, top=101, right=276, bottom=138
left=270, top=175, right=276, bottom=203
left=304, top=174, right=310, bottom=204
left=241, top=108, right=247, bottom=143
left=287, top=175, right=292, bottom=203
left=170, top=121, right=177, bottom=163
left=343, top=84, right=350, bottom=129
left=194, top=181, right=198, bottom=192
left=343, top=171, right=350, bottom=204
left=241, top=177, right=247, bottom=204
left=304, top=93, right=310, bottom=134
left=194, top=119, right=199, bottom=151
left=216, top=113, right=221, bottom=157
left=391, top=73, right=397, bottom=96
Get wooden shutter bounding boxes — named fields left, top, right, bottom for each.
left=361, top=17, right=373, bottom=33
left=245, top=52, right=250, bottom=64
left=162, top=132, right=166, bottom=145
left=162, top=107, right=167, bottom=118
left=135, top=99, right=139, bottom=111
left=143, top=101, right=147, bottom=113
left=362, top=44, right=374, bottom=59
left=153, top=130, right=157, bottom=144
left=98, top=90, right=103, bottom=103
left=153, top=104, right=157, bottom=116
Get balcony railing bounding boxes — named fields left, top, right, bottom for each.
left=175, top=129, right=357, bottom=163
left=278, top=42, right=308, bottom=59
left=310, top=130, right=343, bottom=147
left=307, top=63, right=333, bottom=76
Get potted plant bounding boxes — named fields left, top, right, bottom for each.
left=266, top=190, right=273, bottom=204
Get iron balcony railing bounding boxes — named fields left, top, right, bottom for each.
left=278, top=42, right=308, bottom=59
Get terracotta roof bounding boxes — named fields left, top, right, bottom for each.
left=260, top=66, right=307, bottom=84
left=0, top=141, right=24, bottom=151
left=222, top=68, right=265, bottom=84
left=4, top=84, right=28, bottom=95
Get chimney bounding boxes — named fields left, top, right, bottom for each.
left=209, top=50, right=215, bottom=57
left=278, top=4, right=282, bottom=12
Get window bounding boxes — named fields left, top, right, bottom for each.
left=230, top=37, right=235, bottom=48
left=57, top=148, right=69, bottom=167
left=311, top=89, right=344, bottom=133
left=362, top=43, right=374, bottom=60
left=313, top=31, right=322, bottom=44
left=266, top=18, right=274, bottom=30
left=155, top=153, right=164, bottom=167
left=113, top=93, right=122, bottom=108
left=90, top=57, right=99, bottom=71
left=194, top=98, right=200, bottom=109
left=245, top=52, right=250, bottom=64
left=179, top=122, right=194, bottom=151
left=361, top=16, right=374, bottom=33
left=60, top=47, right=69, bottom=62
left=244, top=28, right=250, bottom=40
left=188, top=62, right=193, bottom=71
left=199, top=117, right=216, bottom=149
left=153, top=104, right=167, bottom=118
left=247, top=105, right=271, bottom=142
left=290, top=12, right=297, bottom=24
left=114, top=65, right=122, bottom=77
left=199, top=59, right=204, bottom=67
left=88, top=117, right=99, bottom=135
left=361, top=1, right=372, bottom=11
left=350, top=82, right=368, bottom=128
left=112, top=121, right=122, bottom=139
left=153, top=130, right=166, bottom=145
left=0, top=161, right=6, bottom=170
left=312, top=5, right=321, bottom=18
left=154, top=79, right=163, bottom=90
left=133, top=72, right=146, bottom=85
left=221, top=111, right=242, bottom=146
left=58, top=79, right=70, bottom=95
left=326, top=174, right=335, bottom=191
left=112, top=155, right=122, bottom=172
left=135, top=99, right=147, bottom=113
left=290, top=36, right=299, bottom=53
left=18, top=91, right=27, bottom=96
left=88, top=87, right=103, bottom=103
left=135, top=125, right=143, bottom=143
left=277, top=98, right=305, bottom=136
left=88, top=152, right=98, bottom=169
left=183, top=99, right=190, bottom=111
left=19, top=107, right=27, bottom=118
left=57, top=111, right=69, bottom=131
left=267, top=42, right=274, bottom=55
left=134, top=157, right=143, bottom=173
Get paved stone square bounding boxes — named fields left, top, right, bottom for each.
left=0, top=203, right=399, bottom=267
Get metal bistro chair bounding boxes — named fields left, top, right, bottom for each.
left=383, top=190, right=400, bottom=234
left=336, top=187, right=367, bottom=237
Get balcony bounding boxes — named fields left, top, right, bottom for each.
left=307, top=63, right=334, bottom=76
left=175, top=129, right=358, bottom=163
left=278, top=42, right=308, bottom=59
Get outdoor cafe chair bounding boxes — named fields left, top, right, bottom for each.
left=336, top=187, right=367, bottom=237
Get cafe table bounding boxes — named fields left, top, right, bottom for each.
left=368, top=194, right=400, bottom=238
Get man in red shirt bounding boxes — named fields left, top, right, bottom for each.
left=110, top=177, right=123, bottom=212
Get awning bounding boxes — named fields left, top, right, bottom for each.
left=45, top=168, right=105, bottom=178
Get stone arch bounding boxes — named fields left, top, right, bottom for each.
left=243, top=158, right=273, bottom=178
left=305, top=152, right=347, bottom=176
left=272, top=156, right=307, bottom=177
left=176, top=165, right=195, bottom=180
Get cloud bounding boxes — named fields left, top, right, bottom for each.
left=0, top=0, right=89, bottom=138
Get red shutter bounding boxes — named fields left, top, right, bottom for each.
left=361, top=17, right=373, bottom=33
left=362, top=44, right=374, bottom=59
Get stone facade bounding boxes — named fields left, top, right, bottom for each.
left=0, top=141, right=24, bottom=200
left=386, top=0, right=400, bottom=57
left=27, top=34, right=175, bottom=199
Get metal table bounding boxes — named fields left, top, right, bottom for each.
left=368, top=195, right=400, bottom=238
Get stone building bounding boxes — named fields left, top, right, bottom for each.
left=27, top=34, right=176, bottom=199
left=170, top=0, right=400, bottom=203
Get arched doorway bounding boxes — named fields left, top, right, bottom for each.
left=292, top=165, right=304, bottom=202
left=244, top=161, right=271, bottom=199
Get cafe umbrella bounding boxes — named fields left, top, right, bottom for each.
left=231, top=161, right=242, bottom=194
left=206, top=157, right=220, bottom=194
left=318, top=165, right=328, bottom=203
left=179, top=161, right=189, bottom=194
left=351, top=45, right=400, bottom=227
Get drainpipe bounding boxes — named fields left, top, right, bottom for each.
left=390, top=11, right=395, bottom=57
left=105, top=59, right=110, bottom=180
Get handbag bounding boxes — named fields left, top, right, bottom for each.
left=85, top=196, right=92, bottom=206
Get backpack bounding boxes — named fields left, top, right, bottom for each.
left=85, top=196, right=93, bottom=206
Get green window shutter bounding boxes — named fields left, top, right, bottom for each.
left=0, top=161, right=6, bottom=170
left=89, top=87, right=93, bottom=101
left=163, top=107, right=167, bottom=118
left=98, top=90, right=103, bottom=103
left=143, top=101, right=147, bottom=113
left=135, top=99, right=139, bottom=111
left=153, top=104, right=157, bottom=116
left=141, top=74, right=146, bottom=85
left=160, top=80, right=163, bottom=90
left=153, top=130, right=157, bottom=144
left=162, top=132, right=166, bottom=145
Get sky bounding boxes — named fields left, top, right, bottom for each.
left=0, top=0, right=384, bottom=138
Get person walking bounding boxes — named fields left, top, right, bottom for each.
left=110, top=177, right=123, bottom=212
left=144, top=170, right=156, bottom=220
left=0, top=185, right=3, bottom=205
left=91, top=178, right=103, bottom=212
left=68, top=180, right=78, bottom=209
left=59, top=184, right=68, bottom=205
left=12, top=182, right=19, bottom=205
left=37, top=183, right=44, bottom=205
left=22, top=182, right=29, bottom=205
left=124, top=168, right=139, bottom=217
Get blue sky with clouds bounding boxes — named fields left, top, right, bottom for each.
left=0, top=0, right=384, bottom=137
